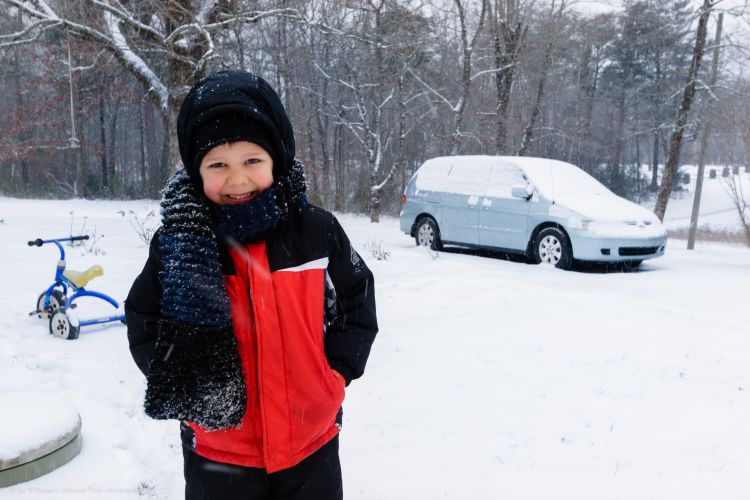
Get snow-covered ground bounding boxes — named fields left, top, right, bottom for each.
left=0, top=183, right=748, bottom=499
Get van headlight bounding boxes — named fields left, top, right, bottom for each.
left=569, top=216, right=594, bottom=231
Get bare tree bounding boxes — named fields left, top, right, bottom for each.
left=491, top=0, right=527, bottom=154
left=0, top=0, right=344, bottom=174
left=517, top=0, right=566, bottom=156
left=412, top=0, right=488, bottom=154
left=654, top=0, right=717, bottom=220
left=724, top=173, right=750, bottom=245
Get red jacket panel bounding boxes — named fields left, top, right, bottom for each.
left=187, top=242, right=344, bottom=472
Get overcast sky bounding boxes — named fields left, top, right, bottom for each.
left=569, top=0, right=748, bottom=16
left=569, top=0, right=749, bottom=38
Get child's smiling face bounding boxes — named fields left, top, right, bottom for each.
left=198, top=141, right=274, bottom=205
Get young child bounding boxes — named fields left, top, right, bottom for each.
left=124, top=70, right=378, bottom=500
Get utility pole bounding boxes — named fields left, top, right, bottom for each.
left=687, top=12, right=723, bottom=249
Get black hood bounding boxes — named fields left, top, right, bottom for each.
left=177, top=70, right=296, bottom=180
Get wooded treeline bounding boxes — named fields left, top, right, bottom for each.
left=0, top=0, right=748, bottom=220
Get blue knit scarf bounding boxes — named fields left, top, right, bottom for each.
left=143, top=161, right=307, bottom=430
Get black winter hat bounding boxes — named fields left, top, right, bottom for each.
left=190, top=112, right=278, bottom=171
left=177, top=70, right=296, bottom=187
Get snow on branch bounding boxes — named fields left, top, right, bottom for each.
left=0, top=17, right=59, bottom=41
left=407, top=67, right=457, bottom=111
left=203, top=8, right=299, bottom=32
left=4, top=0, right=56, bottom=21
left=313, top=62, right=356, bottom=91
left=0, top=19, right=61, bottom=48
left=33, top=0, right=57, bottom=18
left=103, top=12, right=169, bottom=111
left=204, top=8, right=381, bottom=48
left=86, top=0, right=163, bottom=43
left=68, top=49, right=109, bottom=73
left=1, top=0, right=170, bottom=111
left=470, top=64, right=516, bottom=82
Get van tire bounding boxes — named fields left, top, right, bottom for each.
left=620, top=260, right=642, bottom=270
left=533, top=227, right=572, bottom=270
left=415, top=217, right=442, bottom=250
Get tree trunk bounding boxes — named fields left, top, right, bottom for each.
left=369, top=185, right=381, bottom=223
left=315, top=96, right=332, bottom=206
left=518, top=38, right=554, bottom=156
left=688, top=12, right=723, bottom=249
left=99, top=91, right=109, bottom=193
left=159, top=105, right=180, bottom=193
left=138, top=91, right=147, bottom=195
left=581, top=50, right=600, bottom=173
left=450, top=0, right=487, bottom=155
left=162, top=0, right=206, bottom=177
left=494, top=0, right=525, bottom=155
left=572, top=43, right=591, bottom=165
left=650, top=54, right=663, bottom=190
left=651, top=130, right=659, bottom=189
left=143, top=99, right=159, bottom=196
left=108, top=97, right=121, bottom=193
left=610, top=64, right=631, bottom=193
left=654, top=0, right=713, bottom=221
left=12, top=10, right=28, bottom=186
left=66, top=35, right=83, bottom=197
left=334, top=116, right=344, bottom=212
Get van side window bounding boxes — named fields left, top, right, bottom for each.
left=447, top=163, right=492, bottom=196
left=486, top=165, right=528, bottom=198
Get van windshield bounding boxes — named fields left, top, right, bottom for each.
left=520, top=159, right=611, bottom=198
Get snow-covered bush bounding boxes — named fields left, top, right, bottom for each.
left=364, top=239, right=391, bottom=261
left=68, top=211, right=105, bottom=255
left=118, top=208, right=158, bottom=245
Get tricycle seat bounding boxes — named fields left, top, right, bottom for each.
left=63, top=265, right=103, bottom=288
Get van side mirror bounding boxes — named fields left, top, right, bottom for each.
left=511, top=185, right=532, bottom=200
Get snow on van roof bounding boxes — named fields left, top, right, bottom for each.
left=414, top=155, right=611, bottom=199
left=414, top=156, right=496, bottom=195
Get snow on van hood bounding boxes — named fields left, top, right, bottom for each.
left=554, top=193, right=659, bottom=223
left=510, top=156, right=660, bottom=223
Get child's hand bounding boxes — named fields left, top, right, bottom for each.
left=332, top=370, right=346, bottom=389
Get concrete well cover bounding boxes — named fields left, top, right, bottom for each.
left=0, top=389, right=82, bottom=487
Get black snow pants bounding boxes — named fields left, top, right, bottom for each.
left=183, top=436, right=343, bottom=500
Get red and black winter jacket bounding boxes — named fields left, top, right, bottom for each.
left=124, top=205, right=377, bottom=472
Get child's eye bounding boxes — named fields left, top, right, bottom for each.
left=208, top=162, right=225, bottom=169
left=245, top=158, right=260, bottom=165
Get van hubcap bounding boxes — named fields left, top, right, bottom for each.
left=417, top=224, right=434, bottom=246
left=539, top=235, right=562, bottom=264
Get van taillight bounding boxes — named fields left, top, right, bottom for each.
left=402, top=194, right=407, bottom=204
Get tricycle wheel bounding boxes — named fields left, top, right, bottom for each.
left=36, top=289, right=67, bottom=320
left=49, top=307, right=80, bottom=340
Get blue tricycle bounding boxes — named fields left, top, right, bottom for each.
left=29, top=235, right=126, bottom=339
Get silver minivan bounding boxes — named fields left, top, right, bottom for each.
left=399, top=156, right=667, bottom=269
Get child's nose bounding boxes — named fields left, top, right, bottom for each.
left=227, top=169, right=251, bottom=186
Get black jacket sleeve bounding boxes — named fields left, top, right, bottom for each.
left=124, top=230, right=163, bottom=376
left=324, top=216, right=378, bottom=385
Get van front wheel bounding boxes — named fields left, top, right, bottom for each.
left=415, top=217, right=442, bottom=250
left=533, top=227, right=572, bottom=270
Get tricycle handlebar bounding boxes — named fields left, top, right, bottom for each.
left=28, top=235, right=90, bottom=247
